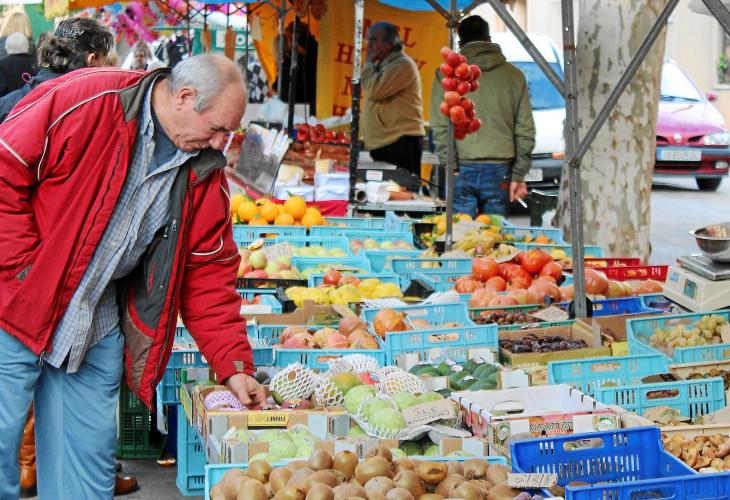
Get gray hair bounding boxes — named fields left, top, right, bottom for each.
left=5, top=32, right=28, bottom=55
left=168, top=54, right=246, bottom=112
left=372, top=22, right=403, bottom=52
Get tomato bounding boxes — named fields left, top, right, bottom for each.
left=440, top=46, right=452, bottom=60
left=455, top=276, right=478, bottom=294
left=539, top=262, right=564, bottom=283
left=439, top=102, right=450, bottom=117
left=461, top=98, right=474, bottom=112
left=469, top=288, right=497, bottom=308
left=449, top=105, right=467, bottom=125
left=456, top=81, right=470, bottom=95
left=522, top=249, right=553, bottom=275
left=469, top=80, right=479, bottom=92
left=499, top=262, right=520, bottom=280
left=488, top=295, right=518, bottom=307
left=441, top=77, right=457, bottom=92
left=454, top=62, right=470, bottom=79
left=484, top=276, right=507, bottom=292
left=472, top=257, right=499, bottom=281
left=469, top=65, right=481, bottom=79
left=526, top=280, right=561, bottom=304
left=447, top=51, right=462, bottom=67
left=439, top=63, right=454, bottom=77
left=323, top=269, right=342, bottom=286
left=467, top=119, right=481, bottom=133
left=585, top=268, right=609, bottom=295
left=444, top=90, right=461, bottom=107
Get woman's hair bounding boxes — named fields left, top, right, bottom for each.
left=1, top=12, right=32, bottom=38
left=104, top=50, right=120, bottom=67
left=37, top=17, right=114, bottom=73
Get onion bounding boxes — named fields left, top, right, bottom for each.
left=373, top=309, right=407, bottom=338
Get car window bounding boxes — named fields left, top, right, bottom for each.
left=660, top=63, right=703, bottom=102
left=512, top=61, right=565, bottom=110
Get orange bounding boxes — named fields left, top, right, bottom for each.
left=475, top=214, right=491, bottom=225
left=535, top=235, right=551, bottom=244
left=237, top=201, right=258, bottom=223
left=250, top=216, right=268, bottom=226
left=301, top=212, right=322, bottom=228
left=259, top=202, right=279, bottom=223
left=436, top=220, right=446, bottom=235
left=457, top=213, right=472, bottom=222
left=284, top=196, right=307, bottom=221
left=304, top=206, right=321, bottom=217
left=230, top=193, right=246, bottom=215
left=274, top=213, right=295, bottom=226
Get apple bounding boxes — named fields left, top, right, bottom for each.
left=237, top=260, right=252, bottom=277
left=274, top=256, right=291, bottom=270
left=238, top=248, right=251, bottom=261
left=250, top=249, right=267, bottom=269
left=280, top=269, right=300, bottom=280
left=244, top=269, right=267, bottom=279
left=264, top=262, right=281, bottom=276
left=380, top=241, right=395, bottom=249
left=363, top=239, right=379, bottom=249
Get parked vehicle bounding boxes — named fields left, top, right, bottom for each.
left=655, top=60, right=729, bottom=191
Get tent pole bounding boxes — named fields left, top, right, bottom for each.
left=571, top=0, right=679, bottom=165
left=486, top=0, right=564, bottom=95
left=443, top=0, right=457, bottom=251
left=287, top=16, right=299, bottom=134
left=277, top=0, right=286, bottom=97
left=560, top=0, right=587, bottom=318
left=244, top=10, right=250, bottom=70
left=702, top=0, right=730, bottom=33
left=349, top=0, right=365, bottom=206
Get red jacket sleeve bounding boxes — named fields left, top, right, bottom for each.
left=179, top=169, right=253, bottom=383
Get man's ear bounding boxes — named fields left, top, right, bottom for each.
left=175, top=86, right=197, bottom=109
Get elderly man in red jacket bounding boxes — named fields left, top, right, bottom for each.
left=0, top=54, right=265, bottom=499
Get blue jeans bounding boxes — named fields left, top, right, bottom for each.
left=0, top=326, right=123, bottom=499
left=453, top=163, right=510, bottom=217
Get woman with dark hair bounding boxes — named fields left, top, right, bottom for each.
left=0, top=16, right=114, bottom=122
left=0, top=17, right=134, bottom=498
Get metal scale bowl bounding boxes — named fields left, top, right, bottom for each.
left=663, top=222, right=730, bottom=311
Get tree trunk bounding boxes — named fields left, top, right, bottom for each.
left=556, top=0, right=668, bottom=262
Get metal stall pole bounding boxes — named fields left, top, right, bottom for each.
left=348, top=0, right=365, bottom=207
left=244, top=11, right=251, bottom=70
left=277, top=0, right=287, bottom=97
left=702, top=0, right=730, bottom=33
left=444, top=0, right=458, bottom=251
left=560, top=0, right=588, bottom=317
left=287, top=17, right=299, bottom=134
left=486, top=0, right=564, bottom=95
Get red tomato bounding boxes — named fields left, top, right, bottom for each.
left=439, top=63, right=454, bottom=77
left=440, top=46, right=452, bottom=60
left=447, top=51, right=462, bottom=67
left=469, top=64, right=481, bottom=79
left=461, top=99, right=474, bottom=112
left=585, top=268, right=609, bottom=295
left=454, top=130, right=466, bottom=141
left=444, top=90, right=461, bottom=107
left=454, top=62, right=470, bottom=79
left=472, top=257, right=499, bottom=281
left=441, top=77, right=457, bottom=92
left=499, top=262, right=520, bottom=280
left=459, top=54, right=467, bottom=65
left=439, top=102, right=450, bottom=117
left=539, top=262, right=564, bottom=282
left=449, top=105, right=467, bottom=125
left=485, top=276, right=507, bottom=292
left=522, top=249, right=553, bottom=275
left=467, top=119, right=481, bottom=133
left=456, top=81, right=471, bottom=95
left=455, top=276, right=478, bottom=294
left=469, top=80, right=480, bottom=92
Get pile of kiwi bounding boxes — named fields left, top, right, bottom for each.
left=209, top=445, right=523, bottom=500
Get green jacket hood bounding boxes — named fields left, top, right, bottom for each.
left=460, top=41, right=506, bottom=72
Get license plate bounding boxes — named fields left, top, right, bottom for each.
left=658, top=149, right=702, bottom=162
left=524, top=168, right=543, bottom=182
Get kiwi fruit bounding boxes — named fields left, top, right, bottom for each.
left=288, top=468, right=316, bottom=490
left=270, top=467, right=294, bottom=493
left=451, top=481, right=483, bottom=500
left=333, top=450, right=359, bottom=479
left=248, top=460, right=273, bottom=484
left=223, top=475, right=248, bottom=500
left=333, top=483, right=367, bottom=500
left=306, top=483, right=335, bottom=500
left=462, top=459, right=488, bottom=480
left=355, top=457, right=394, bottom=484
left=385, top=488, right=415, bottom=500
left=414, top=462, right=448, bottom=485
left=418, top=495, right=445, bottom=500
left=365, top=445, right=393, bottom=462
left=274, top=485, right=306, bottom=500
left=393, top=470, right=425, bottom=498
left=308, top=449, right=334, bottom=471
left=237, top=479, right=268, bottom=500
left=304, top=470, right=339, bottom=493
left=365, top=476, right=395, bottom=496
left=434, top=474, right=464, bottom=497
left=447, top=461, right=464, bottom=476
left=485, top=464, right=508, bottom=485
left=486, top=483, right=522, bottom=500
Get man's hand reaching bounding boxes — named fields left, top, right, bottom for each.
left=226, top=373, right=267, bottom=407
left=509, top=181, right=528, bottom=203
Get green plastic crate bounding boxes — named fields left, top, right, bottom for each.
left=116, top=384, right=162, bottom=459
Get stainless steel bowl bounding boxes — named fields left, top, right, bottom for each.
left=690, top=222, right=730, bottom=262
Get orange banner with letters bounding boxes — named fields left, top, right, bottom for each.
left=316, top=0, right=447, bottom=120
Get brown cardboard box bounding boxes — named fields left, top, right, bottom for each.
left=577, top=312, right=662, bottom=356
left=253, top=301, right=356, bottom=326
left=498, top=324, right=611, bottom=368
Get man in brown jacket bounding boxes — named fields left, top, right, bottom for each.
left=362, top=22, right=425, bottom=177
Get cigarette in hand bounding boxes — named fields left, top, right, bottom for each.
left=515, top=197, right=527, bottom=208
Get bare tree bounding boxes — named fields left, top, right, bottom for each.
left=556, top=0, right=668, bottom=262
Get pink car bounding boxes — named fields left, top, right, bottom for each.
left=655, top=60, right=729, bottom=191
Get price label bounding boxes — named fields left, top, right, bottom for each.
left=263, top=242, right=292, bottom=261
left=720, top=325, right=730, bottom=344
left=402, top=398, right=456, bottom=427
left=531, top=306, right=569, bottom=322
left=704, top=406, right=730, bottom=425
left=507, top=473, right=558, bottom=489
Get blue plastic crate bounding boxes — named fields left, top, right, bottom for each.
left=414, top=271, right=469, bottom=292
left=391, top=257, right=472, bottom=278
left=556, top=296, right=664, bottom=318
left=205, top=456, right=508, bottom=500
left=158, top=328, right=207, bottom=405
left=254, top=324, right=385, bottom=370
left=274, top=236, right=353, bottom=254
left=514, top=242, right=605, bottom=257
left=307, top=272, right=402, bottom=288
left=510, top=427, right=695, bottom=499
left=358, top=249, right=423, bottom=273
left=176, top=408, right=206, bottom=496
left=239, top=292, right=283, bottom=314
left=318, top=216, right=372, bottom=228
left=291, top=256, right=372, bottom=273
left=593, top=376, right=725, bottom=418
left=232, top=225, right=307, bottom=247
left=382, top=323, right=498, bottom=365
left=501, top=225, right=565, bottom=244
left=236, top=287, right=277, bottom=296
left=384, top=211, right=413, bottom=231
left=309, top=227, right=414, bottom=245
left=569, top=473, right=730, bottom=500
left=547, top=354, right=668, bottom=396
left=361, top=302, right=476, bottom=327
left=627, top=311, right=730, bottom=363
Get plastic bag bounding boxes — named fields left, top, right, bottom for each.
left=260, top=95, right=289, bottom=124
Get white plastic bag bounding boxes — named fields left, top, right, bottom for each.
left=260, top=96, right=289, bottom=124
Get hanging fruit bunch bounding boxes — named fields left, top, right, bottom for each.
left=438, top=47, right=482, bottom=140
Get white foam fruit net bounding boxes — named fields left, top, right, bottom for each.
left=353, top=393, right=429, bottom=440
left=378, top=369, right=426, bottom=395
left=327, top=354, right=380, bottom=375
left=314, top=375, right=345, bottom=408
left=269, top=363, right=316, bottom=401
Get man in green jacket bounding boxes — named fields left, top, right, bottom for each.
left=430, top=16, right=535, bottom=216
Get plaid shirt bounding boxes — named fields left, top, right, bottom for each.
left=46, top=80, right=197, bottom=371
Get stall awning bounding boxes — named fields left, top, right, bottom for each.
left=377, top=0, right=479, bottom=10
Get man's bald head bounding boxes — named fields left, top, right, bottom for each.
left=168, top=54, right=247, bottom=112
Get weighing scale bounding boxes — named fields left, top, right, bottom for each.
left=663, top=254, right=730, bottom=311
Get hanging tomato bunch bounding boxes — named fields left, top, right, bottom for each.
left=438, top=47, right=482, bottom=140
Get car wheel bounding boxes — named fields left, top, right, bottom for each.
left=696, top=178, right=723, bottom=191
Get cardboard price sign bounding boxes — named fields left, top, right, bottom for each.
left=263, top=242, right=292, bottom=261
left=704, top=406, right=730, bottom=425
left=402, top=398, right=456, bottom=427
left=531, top=306, right=570, bottom=323
left=507, top=473, right=558, bottom=489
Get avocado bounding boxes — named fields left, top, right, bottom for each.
left=417, top=367, right=444, bottom=378
left=409, top=364, right=430, bottom=375
left=464, top=359, right=478, bottom=374
left=437, top=362, right=452, bottom=376
left=474, top=363, right=500, bottom=379
left=461, top=377, right=478, bottom=390
left=470, top=378, right=498, bottom=391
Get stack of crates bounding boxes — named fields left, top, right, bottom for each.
left=116, top=384, right=162, bottom=459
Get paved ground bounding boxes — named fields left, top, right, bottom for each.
left=29, top=176, right=727, bottom=500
